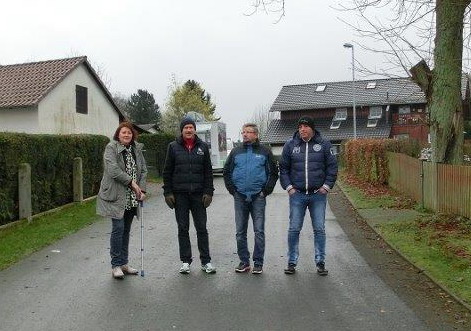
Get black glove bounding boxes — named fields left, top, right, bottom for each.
left=202, top=194, right=212, bottom=208
left=165, top=194, right=175, bottom=209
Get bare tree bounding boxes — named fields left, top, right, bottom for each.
left=248, top=105, right=278, bottom=139
left=339, top=0, right=470, bottom=164
left=249, top=0, right=470, bottom=164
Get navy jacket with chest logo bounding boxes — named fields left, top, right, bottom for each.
left=279, top=130, right=338, bottom=192
left=162, top=135, right=214, bottom=196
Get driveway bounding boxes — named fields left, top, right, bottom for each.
left=0, top=178, right=429, bottom=330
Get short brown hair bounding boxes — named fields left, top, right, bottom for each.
left=113, top=121, right=138, bottom=142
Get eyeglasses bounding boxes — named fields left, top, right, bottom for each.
left=241, top=131, right=256, bottom=134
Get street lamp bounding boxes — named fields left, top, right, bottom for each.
left=343, top=43, right=357, bottom=139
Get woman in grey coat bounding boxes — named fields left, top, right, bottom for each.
left=97, top=121, right=147, bottom=279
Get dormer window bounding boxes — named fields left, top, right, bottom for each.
left=369, top=106, right=382, bottom=119
left=333, top=108, right=347, bottom=121
left=366, top=81, right=377, bottom=89
left=316, top=84, right=326, bottom=92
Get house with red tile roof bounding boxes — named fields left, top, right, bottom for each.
left=0, top=56, right=125, bottom=137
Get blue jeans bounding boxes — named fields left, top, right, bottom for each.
left=287, top=191, right=327, bottom=265
left=234, top=192, right=266, bottom=266
left=110, top=208, right=137, bottom=268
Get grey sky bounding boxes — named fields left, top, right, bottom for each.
left=1, top=0, right=389, bottom=140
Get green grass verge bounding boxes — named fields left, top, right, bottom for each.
left=339, top=172, right=471, bottom=306
left=376, top=219, right=471, bottom=305
left=0, top=199, right=102, bottom=271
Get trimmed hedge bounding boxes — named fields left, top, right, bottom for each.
left=0, top=133, right=109, bottom=225
left=342, top=138, right=424, bottom=185
left=138, top=133, right=175, bottom=176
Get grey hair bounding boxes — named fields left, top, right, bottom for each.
left=242, top=123, right=259, bottom=134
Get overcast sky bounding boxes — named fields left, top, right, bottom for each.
left=1, top=0, right=391, bottom=140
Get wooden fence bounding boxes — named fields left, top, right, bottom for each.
left=388, top=152, right=471, bottom=218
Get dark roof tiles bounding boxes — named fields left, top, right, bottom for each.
left=270, top=77, right=427, bottom=112
left=261, top=118, right=391, bottom=144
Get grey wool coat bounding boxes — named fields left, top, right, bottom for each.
left=96, top=140, right=147, bottom=219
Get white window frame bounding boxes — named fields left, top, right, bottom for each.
left=330, top=120, right=341, bottom=129
left=333, top=108, right=347, bottom=121
left=316, top=84, right=326, bottom=92
left=367, top=119, right=378, bottom=128
left=369, top=106, right=382, bottom=119
left=398, top=105, right=411, bottom=114
left=366, top=81, right=377, bottom=89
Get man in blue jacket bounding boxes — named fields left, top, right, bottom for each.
left=224, top=123, right=278, bottom=274
left=279, top=116, right=338, bottom=276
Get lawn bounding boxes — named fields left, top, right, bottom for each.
left=0, top=199, right=102, bottom=270
left=338, top=171, right=471, bottom=306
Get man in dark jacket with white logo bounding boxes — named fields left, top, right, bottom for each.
left=224, top=123, right=278, bottom=274
left=163, top=116, right=216, bottom=274
left=279, top=116, right=338, bottom=276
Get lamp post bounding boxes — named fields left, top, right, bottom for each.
left=343, top=43, right=357, bottom=139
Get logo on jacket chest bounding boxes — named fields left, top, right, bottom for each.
left=197, top=147, right=204, bottom=155
left=292, top=146, right=301, bottom=154
left=313, top=144, right=322, bottom=152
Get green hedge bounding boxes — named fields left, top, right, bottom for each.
left=138, top=133, right=175, bottom=176
left=0, top=133, right=109, bottom=225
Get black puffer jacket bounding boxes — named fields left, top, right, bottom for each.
left=162, top=135, right=214, bottom=196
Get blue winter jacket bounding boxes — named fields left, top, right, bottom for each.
left=279, top=130, right=338, bottom=192
left=223, top=140, right=279, bottom=199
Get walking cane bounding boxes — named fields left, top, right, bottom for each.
left=139, top=200, right=145, bottom=277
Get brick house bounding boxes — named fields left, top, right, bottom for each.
left=263, top=76, right=470, bottom=155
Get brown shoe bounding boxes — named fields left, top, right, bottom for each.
left=112, top=267, right=124, bottom=279
left=121, top=265, right=139, bottom=275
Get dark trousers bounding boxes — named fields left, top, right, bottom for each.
left=110, top=208, right=137, bottom=268
left=174, top=192, right=211, bottom=265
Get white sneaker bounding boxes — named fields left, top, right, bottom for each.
left=121, top=265, right=139, bottom=275
left=179, top=262, right=190, bottom=274
left=112, top=267, right=124, bottom=279
left=201, top=262, right=216, bottom=274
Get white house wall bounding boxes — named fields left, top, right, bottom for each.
left=0, top=107, right=39, bottom=133
left=38, top=64, right=119, bottom=137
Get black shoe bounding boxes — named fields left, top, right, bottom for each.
left=235, top=262, right=251, bottom=273
left=252, top=265, right=263, bottom=274
left=316, top=262, right=328, bottom=276
left=284, top=263, right=296, bottom=274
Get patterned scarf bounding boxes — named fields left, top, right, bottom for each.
left=123, top=145, right=138, bottom=210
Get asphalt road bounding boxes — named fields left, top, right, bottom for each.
left=0, top=178, right=428, bottom=331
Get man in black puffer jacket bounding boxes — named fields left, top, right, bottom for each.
left=279, top=116, right=338, bottom=276
left=163, top=116, right=216, bottom=274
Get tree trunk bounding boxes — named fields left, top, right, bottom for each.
left=428, top=0, right=469, bottom=164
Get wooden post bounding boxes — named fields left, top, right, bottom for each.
left=73, top=157, right=83, bottom=202
left=18, top=163, right=32, bottom=222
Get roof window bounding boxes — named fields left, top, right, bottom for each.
left=366, top=81, right=377, bottom=89
left=367, top=119, right=378, bottom=128
left=330, top=120, right=341, bottom=129
left=315, top=85, right=326, bottom=92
